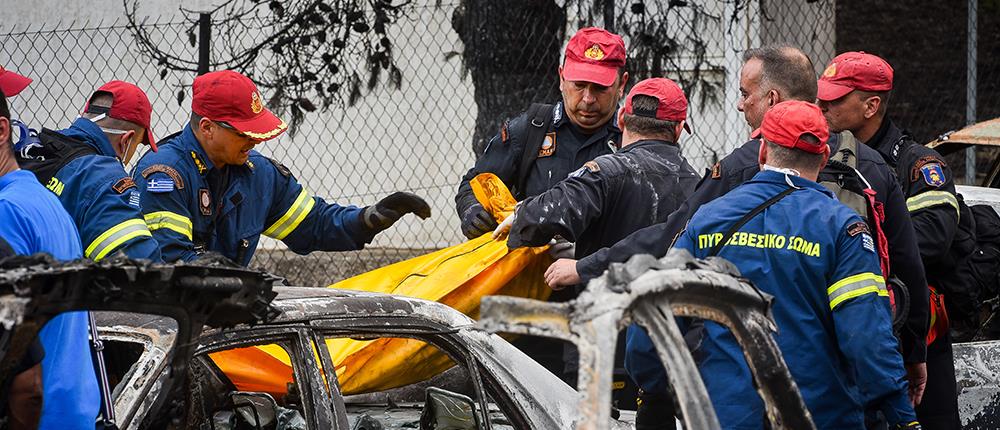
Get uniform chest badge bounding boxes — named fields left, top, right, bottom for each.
left=919, top=163, right=946, bottom=187
left=199, top=188, right=212, bottom=216
left=710, top=162, right=722, bottom=180
left=538, top=133, right=557, bottom=158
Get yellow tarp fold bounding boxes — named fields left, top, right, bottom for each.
left=212, top=173, right=551, bottom=396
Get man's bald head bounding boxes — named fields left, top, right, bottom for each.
left=742, top=45, right=817, bottom=101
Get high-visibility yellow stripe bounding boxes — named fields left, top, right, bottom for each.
left=828, top=272, right=888, bottom=309
left=906, top=191, right=959, bottom=218
left=263, top=188, right=316, bottom=240
left=144, top=211, right=193, bottom=240
left=85, top=219, right=152, bottom=261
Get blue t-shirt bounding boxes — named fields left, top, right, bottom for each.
left=0, top=169, right=99, bottom=430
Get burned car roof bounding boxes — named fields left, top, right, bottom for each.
left=250, top=286, right=476, bottom=329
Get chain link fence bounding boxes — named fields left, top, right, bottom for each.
left=2, top=0, right=996, bottom=286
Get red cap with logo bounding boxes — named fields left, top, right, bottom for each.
left=85, top=80, right=158, bottom=151
left=0, top=65, right=32, bottom=97
left=817, top=51, right=894, bottom=102
left=563, top=27, right=627, bottom=87
left=751, top=100, right=829, bottom=154
left=624, top=77, right=691, bottom=133
left=192, top=70, right=287, bottom=142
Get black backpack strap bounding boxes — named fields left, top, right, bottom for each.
left=515, top=103, right=555, bottom=195
left=17, top=129, right=99, bottom=186
left=709, top=186, right=798, bottom=257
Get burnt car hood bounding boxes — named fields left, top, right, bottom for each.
left=0, top=254, right=278, bottom=425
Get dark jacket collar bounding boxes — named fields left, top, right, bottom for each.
left=176, top=125, right=218, bottom=176
left=621, top=139, right=679, bottom=153
left=867, top=118, right=906, bottom=166
left=750, top=170, right=835, bottom=198
left=59, top=117, right=117, bottom=158
left=552, top=100, right=622, bottom=134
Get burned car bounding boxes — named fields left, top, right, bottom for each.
left=479, top=249, right=815, bottom=430
left=2, top=250, right=814, bottom=429
left=0, top=255, right=612, bottom=429
left=98, top=286, right=594, bottom=430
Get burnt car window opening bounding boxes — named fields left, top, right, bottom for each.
left=325, top=334, right=516, bottom=430
left=198, top=342, right=307, bottom=429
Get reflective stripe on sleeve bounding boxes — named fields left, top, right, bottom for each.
left=263, top=188, right=316, bottom=240
left=827, top=272, right=888, bottom=309
left=906, top=191, right=959, bottom=218
left=85, top=219, right=152, bottom=261
left=144, top=211, right=193, bottom=240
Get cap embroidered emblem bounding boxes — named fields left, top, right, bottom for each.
left=251, top=91, right=263, bottom=114
left=584, top=44, right=605, bottom=60
left=822, top=63, right=837, bottom=78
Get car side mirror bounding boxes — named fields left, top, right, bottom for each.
left=230, top=391, right=279, bottom=430
left=419, top=387, right=479, bottom=430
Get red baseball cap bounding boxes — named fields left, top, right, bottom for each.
left=624, top=78, right=691, bottom=132
left=85, top=80, right=158, bottom=151
left=817, top=51, right=894, bottom=101
left=192, top=70, right=287, bottom=141
left=0, top=65, right=32, bottom=97
left=751, top=100, right=829, bottom=154
left=563, top=27, right=627, bottom=87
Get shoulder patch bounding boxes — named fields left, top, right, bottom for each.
left=847, top=221, right=870, bottom=237
left=910, top=156, right=946, bottom=183
left=268, top=157, right=293, bottom=178
left=861, top=233, right=876, bottom=253
left=146, top=176, right=175, bottom=193
left=141, top=164, right=185, bottom=190
left=538, top=133, right=557, bottom=158
left=711, top=162, right=722, bottom=179
left=918, top=163, right=946, bottom=187
left=569, top=161, right=601, bottom=178
left=500, top=119, right=510, bottom=143
left=127, top=190, right=141, bottom=208
left=112, top=177, right=136, bottom=194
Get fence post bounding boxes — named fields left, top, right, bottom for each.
left=197, top=12, right=212, bottom=76
left=965, top=0, right=977, bottom=185
left=603, top=0, right=615, bottom=33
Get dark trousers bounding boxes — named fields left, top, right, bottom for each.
left=916, top=332, right=960, bottom=430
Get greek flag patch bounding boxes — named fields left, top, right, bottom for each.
left=127, top=191, right=141, bottom=208
left=147, top=178, right=175, bottom=193
left=861, top=233, right=875, bottom=253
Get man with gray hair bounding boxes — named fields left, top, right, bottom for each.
left=559, top=45, right=931, bottom=417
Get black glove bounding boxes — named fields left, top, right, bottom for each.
left=460, top=203, right=499, bottom=239
left=362, top=192, right=431, bottom=233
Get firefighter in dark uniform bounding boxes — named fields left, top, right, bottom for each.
left=493, top=77, right=697, bottom=277
left=817, top=51, right=966, bottom=430
left=493, top=78, right=698, bottom=425
left=455, top=27, right=628, bottom=239
left=554, top=46, right=931, bottom=412
left=134, top=70, right=431, bottom=267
